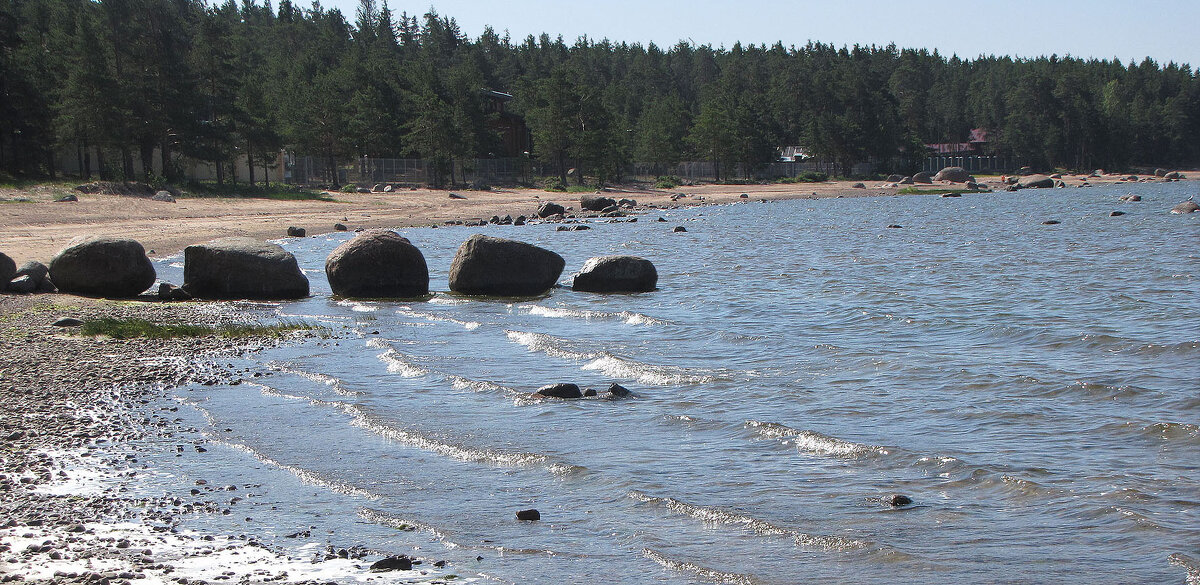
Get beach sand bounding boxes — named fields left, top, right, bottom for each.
left=2, top=172, right=1182, bottom=264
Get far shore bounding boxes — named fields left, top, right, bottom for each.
left=1, top=172, right=1193, bottom=264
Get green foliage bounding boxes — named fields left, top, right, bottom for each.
left=78, top=317, right=327, bottom=339
left=654, top=175, right=681, bottom=189
left=0, top=0, right=1197, bottom=183
left=540, top=176, right=567, bottom=191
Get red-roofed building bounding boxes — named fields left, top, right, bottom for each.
left=926, top=128, right=989, bottom=155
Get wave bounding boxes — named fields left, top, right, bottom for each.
left=506, top=330, right=597, bottom=360
left=373, top=345, right=432, bottom=378
left=211, top=436, right=379, bottom=500
left=264, top=361, right=357, bottom=396
left=629, top=491, right=869, bottom=551
left=397, top=307, right=481, bottom=330
left=520, top=304, right=667, bottom=326
left=336, top=299, right=379, bottom=312
left=1169, top=552, right=1200, bottom=585
left=642, top=548, right=760, bottom=585
left=582, top=355, right=719, bottom=386
left=347, top=405, right=584, bottom=475
left=746, top=421, right=889, bottom=458
left=358, top=507, right=450, bottom=540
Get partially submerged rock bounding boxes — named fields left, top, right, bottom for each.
left=1170, top=200, right=1199, bottom=214
left=325, top=229, right=429, bottom=298
left=580, top=194, right=617, bottom=211
left=49, top=236, right=156, bottom=298
left=572, top=256, right=658, bottom=293
left=448, top=234, right=564, bottom=297
left=537, top=202, right=565, bottom=218
left=535, top=383, right=582, bottom=398
left=183, top=237, right=309, bottom=299
left=1019, top=175, right=1055, bottom=189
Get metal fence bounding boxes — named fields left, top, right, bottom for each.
left=287, top=156, right=529, bottom=186
left=922, top=155, right=1014, bottom=174
left=630, top=160, right=851, bottom=182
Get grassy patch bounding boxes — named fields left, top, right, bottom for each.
left=182, top=182, right=334, bottom=201
left=78, top=317, right=327, bottom=339
left=565, top=185, right=594, bottom=193
left=897, top=187, right=987, bottom=195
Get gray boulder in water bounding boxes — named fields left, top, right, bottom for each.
left=325, top=229, right=429, bottom=298
left=49, top=236, right=156, bottom=298
left=1019, top=175, right=1055, bottom=189
left=537, top=202, right=565, bottom=218
left=933, top=166, right=973, bottom=183
left=183, top=237, right=309, bottom=299
left=572, top=255, right=658, bottom=293
left=580, top=194, right=617, bottom=211
left=448, top=234, right=564, bottom=297
left=1171, top=200, right=1199, bottom=214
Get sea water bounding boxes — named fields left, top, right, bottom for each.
left=145, top=182, right=1200, bottom=584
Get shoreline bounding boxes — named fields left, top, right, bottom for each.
left=3, top=173, right=1193, bottom=264
left=0, top=295, right=453, bottom=584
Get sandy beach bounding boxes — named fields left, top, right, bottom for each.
left=2, top=172, right=1184, bottom=265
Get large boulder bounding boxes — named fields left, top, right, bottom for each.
left=1019, top=175, right=1055, bottom=189
left=325, top=229, right=429, bottom=298
left=1171, top=200, right=1199, bottom=214
left=572, top=256, right=658, bottom=293
left=933, top=166, right=973, bottom=183
left=580, top=194, right=617, bottom=211
left=183, top=237, right=309, bottom=299
left=49, top=236, right=156, bottom=298
left=911, top=171, right=933, bottom=184
left=537, top=202, right=565, bottom=218
left=448, top=234, right=564, bottom=296
left=0, top=252, right=14, bottom=292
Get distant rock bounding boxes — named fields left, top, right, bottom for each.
left=1165, top=171, right=1185, bottom=180
left=603, top=383, right=632, bottom=399
left=1171, top=200, right=1199, bottom=214
left=1119, top=193, right=1141, bottom=202
left=286, top=226, right=306, bottom=237
left=1019, top=175, right=1055, bottom=189
left=157, top=282, right=191, bottom=301
left=183, top=237, right=309, bottom=299
left=673, top=226, right=687, bottom=233
left=852, top=182, right=865, bottom=189
left=369, top=556, right=413, bottom=572
left=934, top=166, right=973, bottom=183
left=580, top=194, right=617, bottom=211
left=618, top=198, right=637, bottom=208
left=448, top=193, right=467, bottom=200
left=516, top=509, right=541, bottom=521
left=535, top=383, right=582, bottom=398
left=447, top=234, right=564, bottom=297
left=886, top=174, right=904, bottom=182
left=538, top=202, right=565, bottom=218
left=572, top=256, right=658, bottom=293
left=1042, top=220, right=1061, bottom=225
left=1109, top=211, right=1126, bottom=217
left=911, top=172, right=933, bottom=184
left=940, top=193, right=962, bottom=198
left=334, top=223, right=348, bottom=231
left=152, top=190, right=176, bottom=202
left=884, top=494, right=913, bottom=507
left=49, top=236, right=156, bottom=298
left=898, top=176, right=914, bottom=185
left=56, top=194, right=78, bottom=202
left=325, top=229, right=429, bottom=298
left=51, top=317, right=83, bottom=327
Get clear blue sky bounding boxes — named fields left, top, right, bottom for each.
left=326, top=0, right=1200, bottom=68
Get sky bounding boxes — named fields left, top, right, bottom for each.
left=326, top=0, right=1200, bottom=68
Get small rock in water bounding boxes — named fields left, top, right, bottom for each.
left=1109, top=211, right=1125, bottom=217
left=886, top=224, right=903, bottom=229
left=516, top=509, right=541, bottom=521
left=370, top=555, right=413, bottom=572
left=52, top=317, right=84, bottom=327
left=1041, top=220, right=1061, bottom=225
left=885, top=494, right=913, bottom=507
left=673, top=226, right=687, bottom=233
left=536, top=383, right=582, bottom=399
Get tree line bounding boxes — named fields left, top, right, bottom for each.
left=1, top=0, right=1198, bottom=187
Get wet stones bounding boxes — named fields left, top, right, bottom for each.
left=537, top=202, right=565, bottom=218
left=182, top=237, right=309, bottom=299
left=516, top=509, right=541, bottom=521
left=580, top=194, right=617, bottom=211
left=448, top=235, right=564, bottom=297
left=286, top=226, right=306, bottom=237
left=535, top=383, right=582, bottom=399
left=572, top=256, right=658, bottom=293
left=325, top=229, right=429, bottom=299
left=369, top=555, right=414, bottom=572
left=49, top=236, right=156, bottom=298
left=884, top=494, right=913, bottom=507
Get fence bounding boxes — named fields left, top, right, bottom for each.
left=287, top=156, right=528, bottom=186
left=922, top=155, right=1014, bottom=174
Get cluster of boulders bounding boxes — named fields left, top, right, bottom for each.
left=1, top=228, right=660, bottom=300
left=878, top=167, right=983, bottom=190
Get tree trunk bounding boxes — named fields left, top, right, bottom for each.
left=140, top=142, right=155, bottom=181
left=247, top=141, right=256, bottom=187
left=160, top=139, right=175, bottom=183
left=121, top=147, right=134, bottom=180
left=557, top=150, right=567, bottom=185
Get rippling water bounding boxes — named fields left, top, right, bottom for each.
left=149, top=183, right=1199, bottom=584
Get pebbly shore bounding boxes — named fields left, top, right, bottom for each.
left=0, top=294, right=454, bottom=584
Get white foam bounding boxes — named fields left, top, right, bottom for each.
left=337, top=299, right=379, bottom=312
left=582, top=355, right=717, bottom=386
left=505, top=330, right=595, bottom=360
left=376, top=347, right=431, bottom=378
left=521, top=304, right=666, bottom=326
left=746, top=421, right=888, bottom=457
left=397, top=308, right=481, bottom=330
